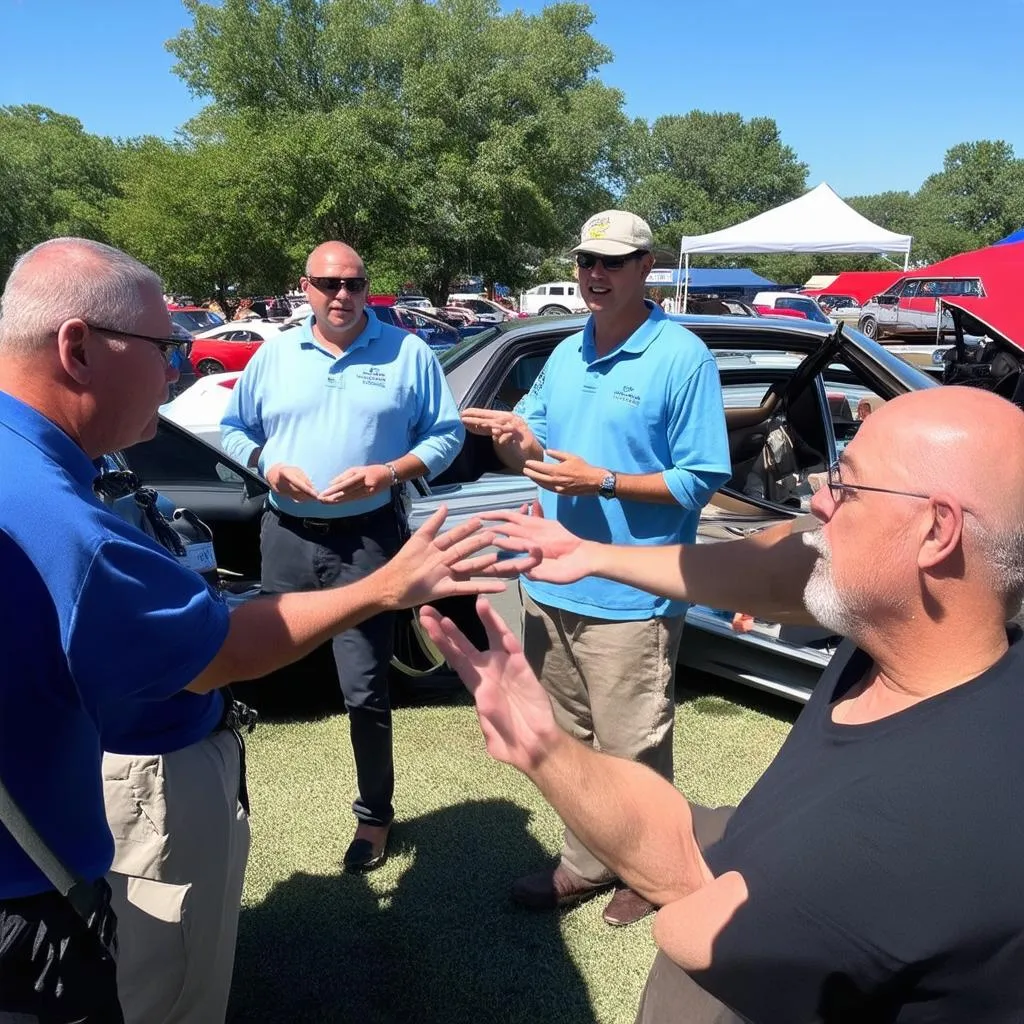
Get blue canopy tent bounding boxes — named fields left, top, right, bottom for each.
left=645, top=267, right=776, bottom=298
left=995, top=228, right=1024, bottom=246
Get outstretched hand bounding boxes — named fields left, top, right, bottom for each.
left=475, top=503, right=596, bottom=584
left=379, top=506, right=539, bottom=609
left=419, top=598, right=563, bottom=772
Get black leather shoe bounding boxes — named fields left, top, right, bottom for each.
left=343, top=823, right=391, bottom=873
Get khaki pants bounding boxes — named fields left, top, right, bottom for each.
left=102, top=730, right=251, bottom=1024
left=522, top=592, right=684, bottom=884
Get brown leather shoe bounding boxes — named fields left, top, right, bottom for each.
left=602, top=886, right=656, bottom=927
left=343, top=822, right=391, bottom=873
left=511, top=864, right=613, bottom=911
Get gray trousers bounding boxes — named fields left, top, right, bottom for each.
left=522, top=591, right=684, bottom=884
left=634, top=805, right=744, bottom=1024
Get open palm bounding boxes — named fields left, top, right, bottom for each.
left=419, top=598, right=560, bottom=772
left=478, top=506, right=594, bottom=584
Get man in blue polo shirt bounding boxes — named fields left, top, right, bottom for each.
left=0, top=237, right=504, bottom=1021
left=462, top=211, right=730, bottom=926
left=220, top=241, right=464, bottom=872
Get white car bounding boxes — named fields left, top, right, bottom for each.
left=160, top=371, right=241, bottom=447
left=518, top=281, right=588, bottom=316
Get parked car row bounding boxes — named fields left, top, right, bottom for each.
left=153, top=313, right=953, bottom=705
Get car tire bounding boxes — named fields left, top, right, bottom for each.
left=858, top=316, right=878, bottom=339
left=196, top=358, right=225, bottom=375
left=539, top=305, right=571, bottom=316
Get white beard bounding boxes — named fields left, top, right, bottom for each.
left=801, top=528, right=870, bottom=638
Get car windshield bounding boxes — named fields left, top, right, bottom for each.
left=438, top=325, right=504, bottom=369
left=173, top=310, right=225, bottom=331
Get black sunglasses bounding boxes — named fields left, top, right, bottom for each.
left=307, top=276, right=368, bottom=294
left=86, top=323, right=192, bottom=362
left=574, top=251, right=648, bottom=271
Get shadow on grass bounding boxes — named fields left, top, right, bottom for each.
left=229, top=799, right=597, bottom=1024
left=676, top=670, right=802, bottom=727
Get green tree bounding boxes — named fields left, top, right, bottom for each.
left=0, top=105, right=119, bottom=277
left=912, top=141, right=1024, bottom=261
left=167, top=0, right=629, bottom=302
left=107, top=136, right=294, bottom=303
left=621, top=111, right=808, bottom=254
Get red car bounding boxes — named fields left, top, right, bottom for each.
left=189, top=322, right=297, bottom=375
left=752, top=305, right=809, bottom=320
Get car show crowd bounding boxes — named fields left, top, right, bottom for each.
left=1, top=208, right=1024, bottom=1024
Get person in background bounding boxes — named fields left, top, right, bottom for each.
left=221, top=241, right=465, bottom=874
left=461, top=211, right=730, bottom=926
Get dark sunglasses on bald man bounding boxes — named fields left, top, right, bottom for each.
left=307, top=275, right=368, bottom=294
left=574, top=251, right=648, bottom=271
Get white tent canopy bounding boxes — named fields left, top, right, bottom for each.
left=675, top=183, right=912, bottom=305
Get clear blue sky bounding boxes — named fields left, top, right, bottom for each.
left=2, top=0, right=1022, bottom=197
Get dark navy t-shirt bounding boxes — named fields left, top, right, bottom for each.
left=0, top=390, right=229, bottom=896
left=692, top=634, right=1024, bottom=1022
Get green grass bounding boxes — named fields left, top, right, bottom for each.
left=229, top=679, right=793, bottom=1024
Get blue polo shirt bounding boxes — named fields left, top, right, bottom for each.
left=0, top=390, right=230, bottom=897
left=517, top=303, right=730, bottom=620
left=220, top=309, right=465, bottom=518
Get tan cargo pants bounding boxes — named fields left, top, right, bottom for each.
left=102, top=729, right=250, bottom=1024
left=522, top=591, right=684, bottom=884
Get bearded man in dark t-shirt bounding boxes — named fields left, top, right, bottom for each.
left=421, top=385, right=1024, bottom=1023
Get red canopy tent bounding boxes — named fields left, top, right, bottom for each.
left=913, top=242, right=1024, bottom=347
left=805, top=271, right=903, bottom=304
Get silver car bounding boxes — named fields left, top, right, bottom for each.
left=122, top=314, right=945, bottom=705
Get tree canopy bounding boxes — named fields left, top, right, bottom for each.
left=1, top=1, right=1022, bottom=293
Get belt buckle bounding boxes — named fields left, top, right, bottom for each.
left=301, top=517, right=330, bottom=533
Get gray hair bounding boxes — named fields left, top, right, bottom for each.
left=0, top=238, right=164, bottom=354
left=969, top=519, right=1024, bottom=619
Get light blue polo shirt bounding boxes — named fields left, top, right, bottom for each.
left=0, top=390, right=230, bottom=897
left=517, top=303, right=730, bottom=620
left=220, top=309, right=465, bottom=518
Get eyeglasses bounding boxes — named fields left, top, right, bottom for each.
left=85, top=323, right=192, bottom=362
left=306, top=276, right=368, bottom=294
left=574, top=251, right=648, bottom=271
left=827, top=459, right=935, bottom=505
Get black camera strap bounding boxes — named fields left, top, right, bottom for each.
left=0, top=772, right=114, bottom=950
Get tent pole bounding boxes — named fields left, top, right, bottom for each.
left=674, top=243, right=684, bottom=309
left=683, top=254, right=690, bottom=311
left=903, top=246, right=910, bottom=271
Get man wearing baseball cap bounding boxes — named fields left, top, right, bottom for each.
left=462, top=211, right=730, bottom=926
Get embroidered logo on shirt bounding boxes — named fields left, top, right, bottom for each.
left=325, top=372, right=346, bottom=390
left=357, top=367, right=387, bottom=389
left=612, top=384, right=640, bottom=408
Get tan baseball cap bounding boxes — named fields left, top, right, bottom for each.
left=571, top=210, right=654, bottom=256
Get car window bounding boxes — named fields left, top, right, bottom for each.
left=901, top=281, right=920, bottom=298
left=548, top=286, right=564, bottom=296
left=824, top=378, right=886, bottom=453
left=122, top=421, right=246, bottom=488
left=489, top=353, right=551, bottom=412
left=935, top=279, right=980, bottom=297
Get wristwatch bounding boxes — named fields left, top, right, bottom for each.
left=598, top=472, right=617, bottom=499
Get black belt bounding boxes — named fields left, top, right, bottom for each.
left=213, top=695, right=257, bottom=815
left=267, top=502, right=395, bottom=534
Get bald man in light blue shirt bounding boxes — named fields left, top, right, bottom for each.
left=221, top=241, right=463, bottom=871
